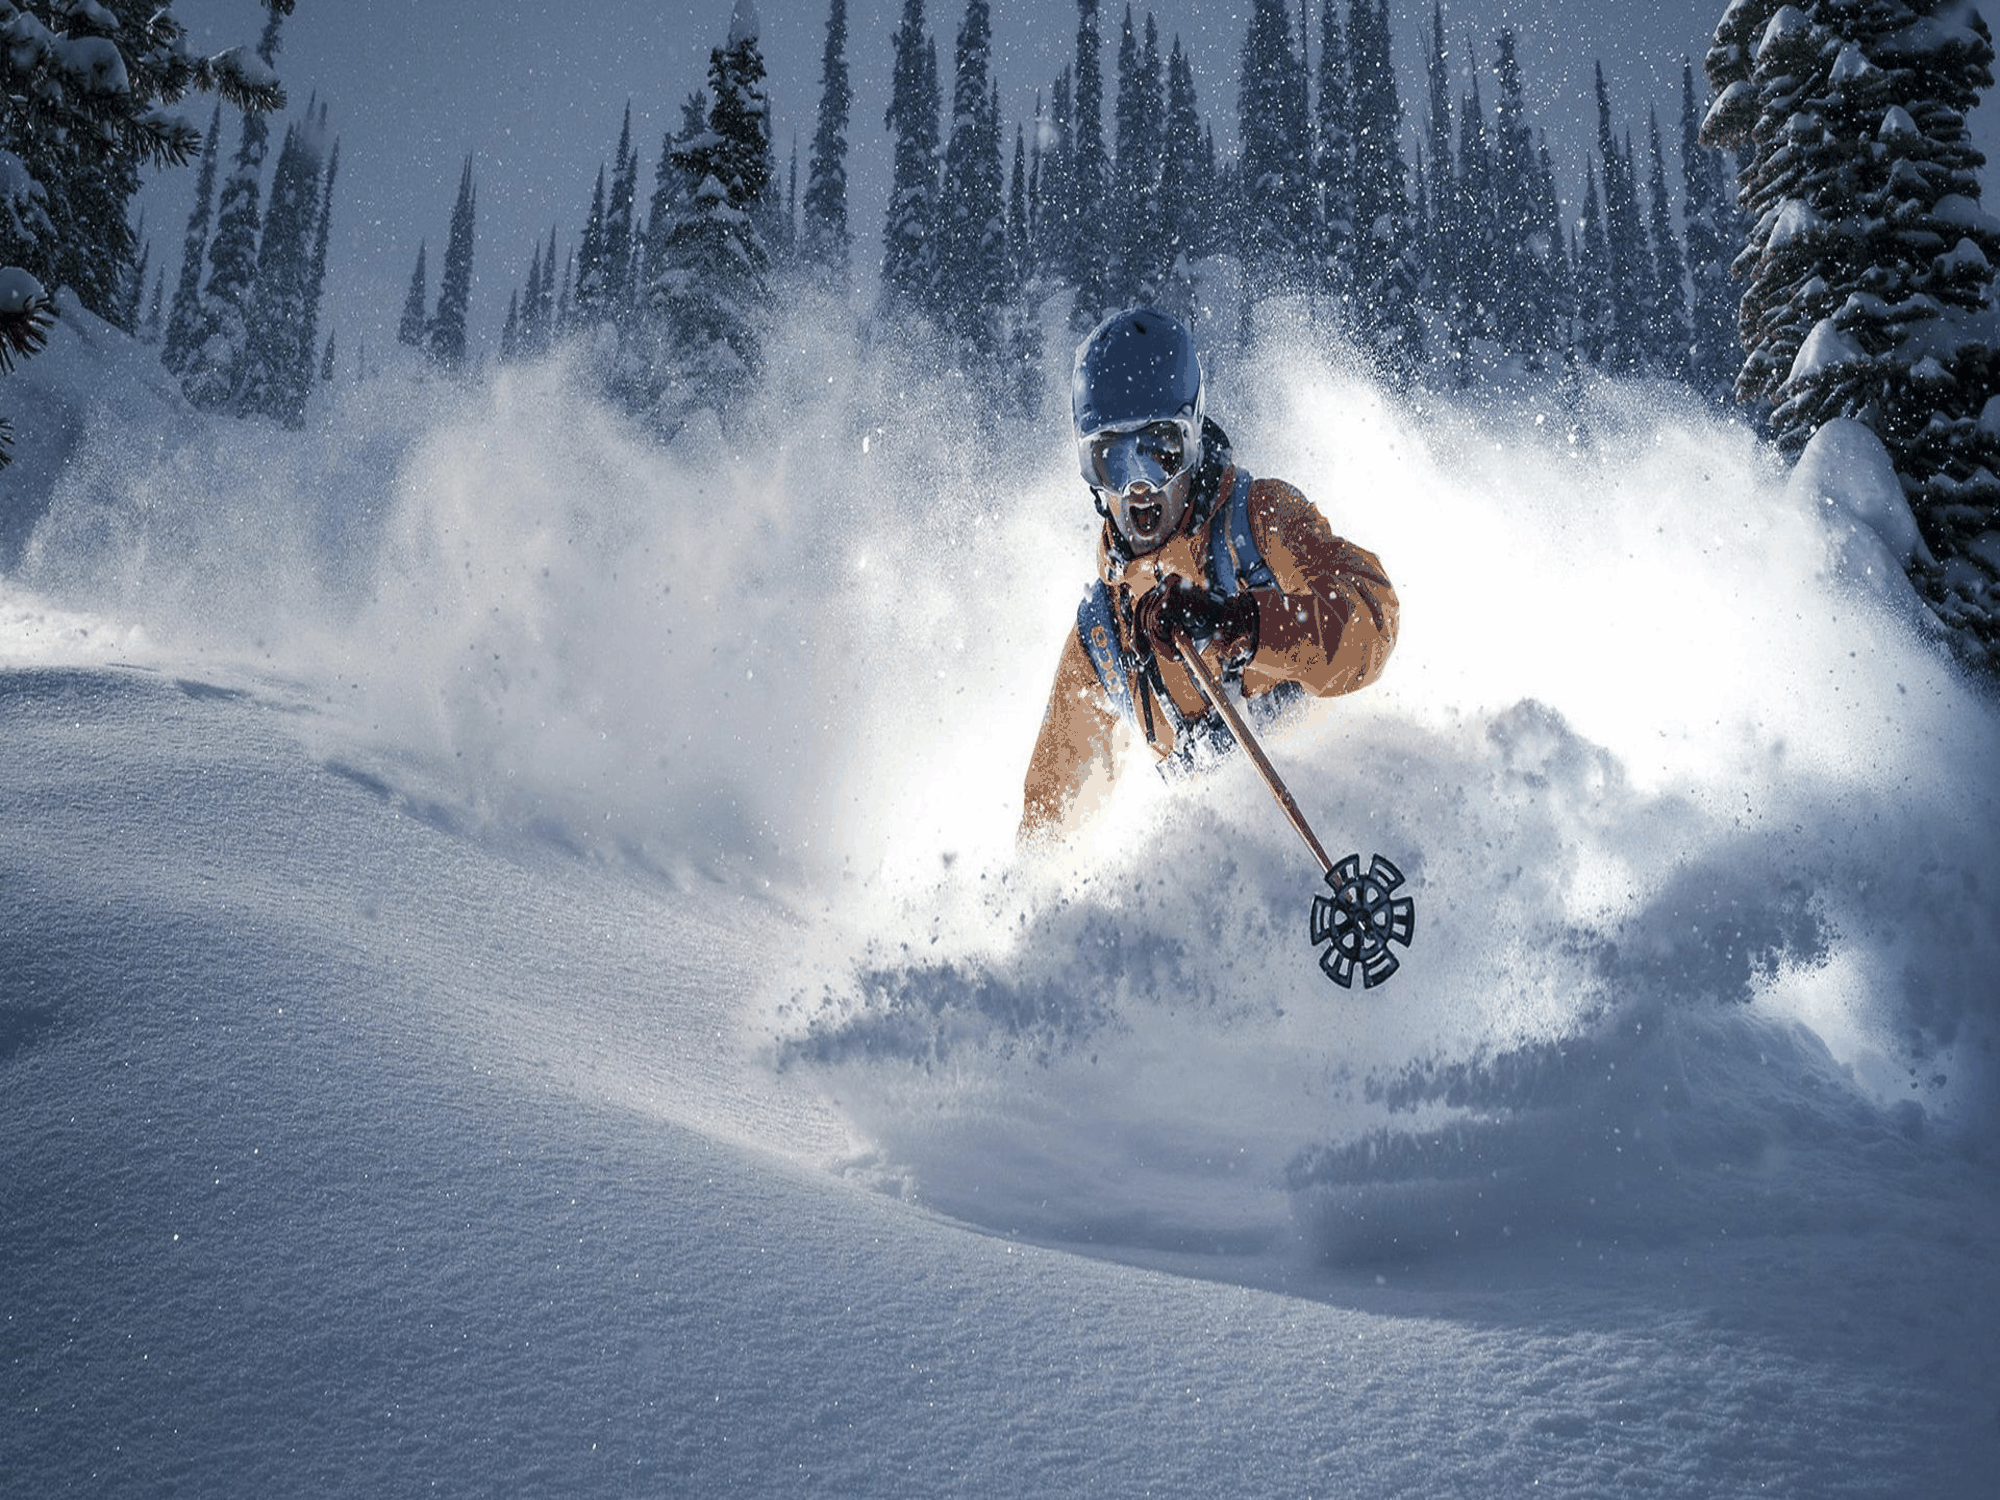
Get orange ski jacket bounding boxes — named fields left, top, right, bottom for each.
left=1020, top=461, right=1397, bottom=842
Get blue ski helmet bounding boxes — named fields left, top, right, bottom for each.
left=1071, top=307, right=1205, bottom=494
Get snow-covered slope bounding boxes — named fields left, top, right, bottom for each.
left=3, top=304, right=1997, bottom=1495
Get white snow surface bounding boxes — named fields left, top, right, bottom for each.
left=3, top=300, right=1998, bottom=1495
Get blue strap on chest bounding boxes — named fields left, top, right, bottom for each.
left=1207, top=466, right=1274, bottom=595
left=1076, top=580, right=1136, bottom=724
left=1076, top=467, right=1270, bottom=730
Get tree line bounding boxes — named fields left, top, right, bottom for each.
left=447, top=1, right=1751, bottom=421
left=0, top=0, right=1995, bottom=669
left=441, top=0, right=1996, bottom=668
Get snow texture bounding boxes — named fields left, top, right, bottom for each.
left=2, top=301, right=1998, bottom=1496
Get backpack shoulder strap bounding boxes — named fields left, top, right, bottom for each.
left=1076, top=580, right=1137, bottom=725
left=1207, top=466, right=1276, bottom=595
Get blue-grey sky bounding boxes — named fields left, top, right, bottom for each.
left=140, top=1, right=1993, bottom=367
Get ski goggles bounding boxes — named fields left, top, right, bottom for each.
left=1079, top=417, right=1198, bottom=494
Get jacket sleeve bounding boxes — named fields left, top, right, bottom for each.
left=1019, top=625, right=1122, bottom=844
left=1239, top=479, right=1398, bottom=699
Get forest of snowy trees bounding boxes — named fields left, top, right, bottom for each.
left=2, top=0, right=1998, bottom=669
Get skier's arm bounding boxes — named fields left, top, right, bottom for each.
left=1019, top=628, right=1121, bottom=844
left=1237, top=480, right=1398, bottom=699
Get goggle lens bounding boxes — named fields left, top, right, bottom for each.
left=1084, top=420, right=1192, bottom=493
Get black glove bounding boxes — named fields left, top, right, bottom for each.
left=1131, top=575, right=1259, bottom=663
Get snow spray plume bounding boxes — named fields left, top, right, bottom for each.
left=10, top=298, right=2000, bottom=1261
left=775, top=323, right=2000, bottom=1257
left=16, top=292, right=1084, bottom=894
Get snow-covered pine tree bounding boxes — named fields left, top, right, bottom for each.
left=1490, top=30, right=1549, bottom=368
left=1532, top=133, right=1575, bottom=363
left=1237, top=0, right=1314, bottom=297
left=1157, top=36, right=1209, bottom=310
left=604, top=105, right=640, bottom=321
left=1705, top=0, right=2000, bottom=669
left=1421, top=6, right=1459, bottom=345
left=1453, top=58, right=1502, bottom=379
left=1314, top=1, right=1356, bottom=305
left=506, top=245, right=540, bottom=363
left=0, top=0, right=288, bottom=462
left=397, top=242, right=427, bottom=347
left=1108, top=7, right=1166, bottom=309
left=1035, top=68, right=1076, bottom=290
left=292, top=131, right=336, bottom=422
left=642, top=92, right=708, bottom=314
left=538, top=225, right=560, bottom=342
left=936, top=0, right=1007, bottom=369
left=1348, top=0, right=1423, bottom=374
left=1593, top=63, right=1649, bottom=372
left=235, top=118, right=322, bottom=421
left=180, top=4, right=284, bottom=410
left=1002, top=118, right=1045, bottom=419
left=161, top=105, right=222, bottom=376
left=881, top=0, right=942, bottom=325
left=650, top=1, right=776, bottom=436
left=1645, top=110, right=1692, bottom=380
left=428, top=157, right=476, bottom=370
left=573, top=165, right=609, bottom=326
left=1575, top=160, right=1612, bottom=367
left=1680, top=59, right=1742, bottom=401
left=1069, top=0, right=1111, bottom=331
left=1007, top=121, right=1033, bottom=288
left=117, top=228, right=149, bottom=335
left=801, top=0, right=852, bottom=288
left=0, top=0, right=284, bottom=326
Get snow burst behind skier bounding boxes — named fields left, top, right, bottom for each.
left=1020, top=307, right=1399, bottom=841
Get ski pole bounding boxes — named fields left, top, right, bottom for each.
left=1169, top=627, right=1415, bottom=989
left=1169, top=629, right=1335, bottom=877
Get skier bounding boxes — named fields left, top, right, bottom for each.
left=1020, top=307, right=1399, bottom=842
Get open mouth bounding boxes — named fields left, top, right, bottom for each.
left=1126, top=499, right=1164, bottom=534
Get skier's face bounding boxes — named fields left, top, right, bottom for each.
left=1086, top=419, right=1197, bottom=553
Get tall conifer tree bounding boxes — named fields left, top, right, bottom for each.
left=1110, top=8, right=1167, bottom=307
left=604, top=105, right=640, bottom=318
left=1490, top=31, right=1547, bottom=366
left=1157, top=38, right=1209, bottom=305
left=882, top=0, right=943, bottom=323
left=1314, top=2, right=1356, bottom=302
left=236, top=118, right=322, bottom=419
left=652, top=2, right=776, bottom=433
left=1594, top=63, right=1648, bottom=371
left=161, top=105, right=223, bottom=377
left=428, top=157, right=477, bottom=370
left=1036, top=68, right=1076, bottom=288
left=1070, top=0, right=1111, bottom=330
left=1238, top=0, right=1313, bottom=292
left=1348, top=0, right=1422, bottom=372
left=398, top=243, right=427, bottom=347
left=293, top=133, right=337, bottom=419
left=1680, top=59, right=1740, bottom=400
left=1706, top=0, right=2000, bottom=667
left=1645, top=110, right=1692, bottom=379
left=937, top=0, right=1007, bottom=364
left=802, top=0, right=853, bottom=286
left=181, top=6, right=284, bottom=409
